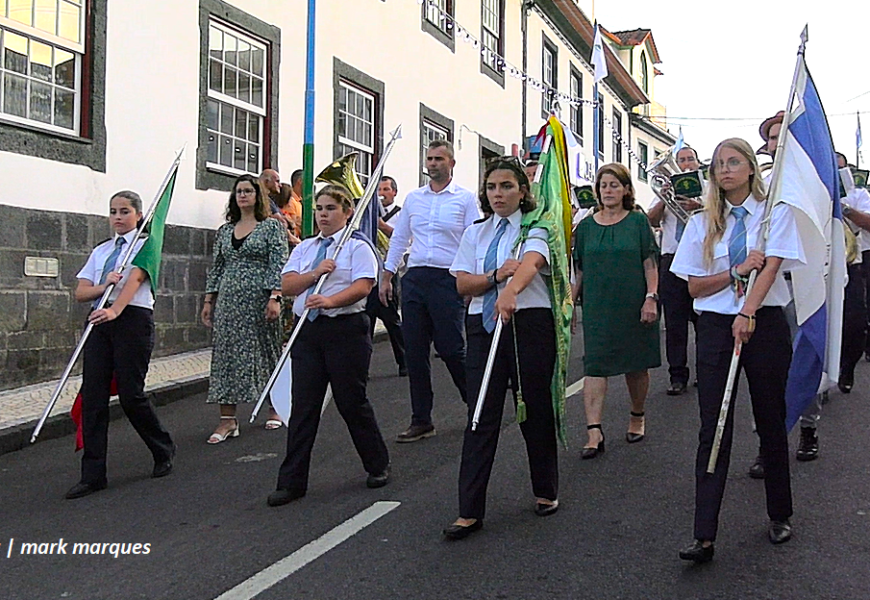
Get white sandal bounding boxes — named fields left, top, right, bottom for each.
left=264, top=419, right=283, bottom=430
left=207, top=416, right=239, bottom=444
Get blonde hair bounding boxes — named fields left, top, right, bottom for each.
left=701, top=138, right=768, bottom=265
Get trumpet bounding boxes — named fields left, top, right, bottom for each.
left=648, top=145, right=692, bottom=224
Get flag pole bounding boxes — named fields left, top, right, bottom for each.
left=30, top=148, right=185, bottom=444
left=857, top=111, right=862, bottom=168
left=250, top=125, right=402, bottom=423
left=301, top=0, right=317, bottom=238
left=707, top=27, right=808, bottom=473
left=471, top=134, right=551, bottom=431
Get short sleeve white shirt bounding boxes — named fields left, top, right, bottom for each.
left=450, top=210, right=551, bottom=314
left=77, top=230, right=154, bottom=310
left=845, top=188, right=870, bottom=252
left=670, top=195, right=805, bottom=314
left=282, top=226, right=378, bottom=318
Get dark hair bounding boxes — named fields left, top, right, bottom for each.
left=379, top=175, right=398, bottom=192
left=111, top=190, right=144, bottom=229
left=676, top=146, right=700, bottom=161
left=478, top=157, right=537, bottom=216
left=835, top=152, right=848, bottom=167
left=428, top=139, right=455, bottom=159
left=315, top=184, right=354, bottom=212
left=226, top=174, right=270, bottom=223
left=291, top=169, right=303, bottom=186
left=594, top=163, right=636, bottom=210
left=524, top=160, right=539, bottom=170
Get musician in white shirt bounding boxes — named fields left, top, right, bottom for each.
left=380, top=140, right=480, bottom=443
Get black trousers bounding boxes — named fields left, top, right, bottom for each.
left=458, top=310, right=558, bottom=520
left=401, top=267, right=468, bottom=426
left=80, top=306, right=174, bottom=485
left=365, top=286, right=406, bottom=369
left=841, top=263, right=867, bottom=378
left=660, top=254, right=697, bottom=385
left=694, top=307, right=793, bottom=541
left=863, top=251, right=870, bottom=354
left=277, top=313, right=389, bottom=492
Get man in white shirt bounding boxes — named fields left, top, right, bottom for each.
left=647, top=146, right=704, bottom=396
left=380, top=140, right=480, bottom=442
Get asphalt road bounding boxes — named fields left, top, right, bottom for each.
left=1, top=330, right=869, bottom=600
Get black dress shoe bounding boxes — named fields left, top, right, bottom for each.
left=796, top=427, right=819, bottom=462
left=769, top=520, right=792, bottom=544
left=679, top=540, right=714, bottom=563
left=152, top=444, right=177, bottom=478
left=65, top=481, right=107, bottom=500
left=838, top=372, right=854, bottom=394
left=396, top=423, right=436, bottom=443
left=443, top=520, right=483, bottom=540
left=267, top=488, right=306, bottom=507
left=582, top=424, right=605, bottom=459
left=534, top=500, right=559, bottom=517
left=666, top=381, right=688, bottom=396
left=366, top=465, right=391, bottom=488
left=748, top=454, right=765, bottom=479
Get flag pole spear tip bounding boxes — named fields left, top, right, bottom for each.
left=800, top=25, right=808, bottom=48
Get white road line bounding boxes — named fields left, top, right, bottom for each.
left=214, top=501, right=401, bottom=600
left=565, top=377, right=585, bottom=398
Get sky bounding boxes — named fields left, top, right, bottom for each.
left=591, top=0, right=869, bottom=165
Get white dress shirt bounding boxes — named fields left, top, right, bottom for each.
left=844, top=187, right=870, bottom=253
left=77, top=229, right=154, bottom=310
left=282, top=226, right=378, bottom=318
left=450, top=210, right=551, bottom=314
left=384, top=179, right=480, bottom=273
left=653, top=200, right=682, bottom=255
left=670, top=195, right=805, bottom=315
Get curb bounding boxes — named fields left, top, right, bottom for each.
left=0, top=329, right=391, bottom=457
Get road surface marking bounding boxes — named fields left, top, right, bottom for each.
left=566, top=377, right=585, bottom=398
left=214, top=501, right=400, bottom=600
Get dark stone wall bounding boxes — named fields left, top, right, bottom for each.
left=0, top=205, right=214, bottom=391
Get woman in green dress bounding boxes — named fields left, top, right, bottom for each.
left=572, top=163, right=660, bottom=459
left=201, top=175, right=289, bottom=443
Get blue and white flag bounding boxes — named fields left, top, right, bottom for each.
left=673, top=126, right=685, bottom=156
left=591, top=25, right=608, bottom=84
left=858, top=112, right=863, bottom=161
left=771, top=61, right=846, bottom=430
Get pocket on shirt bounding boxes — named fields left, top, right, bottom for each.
left=437, top=202, right=466, bottom=230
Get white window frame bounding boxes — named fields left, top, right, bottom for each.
left=569, top=69, right=582, bottom=142
left=638, top=141, right=648, bottom=182
left=424, top=0, right=450, bottom=35
left=421, top=119, right=449, bottom=184
left=481, top=0, right=500, bottom=71
left=206, top=19, right=268, bottom=177
left=0, top=0, right=85, bottom=135
left=542, top=41, right=556, bottom=116
left=337, top=80, right=376, bottom=185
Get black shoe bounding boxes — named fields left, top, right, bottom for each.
left=267, top=488, right=306, bottom=507
left=626, top=411, right=645, bottom=443
left=398, top=365, right=408, bottom=377
left=581, top=424, right=605, bottom=459
left=534, top=500, right=559, bottom=517
left=152, top=444, right=177, bottom=478
left=443, top=520, right=482, bottom=540
left=796, top=427, right=819, bottom=462
left=666, top=381, right=688, bottom=396
left=769, top=520, right=792, bottom=544
left=749, top=454, right=765, bottom=479
left=366, top=465, right=391, bottom=488
left=396, top=423, right=436, bottom=443
left=679, top=540, right=714, bottom=563
left=65, top=481, right=107, bottom=500
left=838, top=371, right=854, bottom=394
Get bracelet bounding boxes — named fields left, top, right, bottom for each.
left=737, top=312, right=756, bottom=332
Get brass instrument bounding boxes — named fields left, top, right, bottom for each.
left=316, top=153, right=390, bottom=256
left=648, top=145, right=692, bottom=224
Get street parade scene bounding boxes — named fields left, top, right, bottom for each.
left=0, top=1, right=868, bottom=598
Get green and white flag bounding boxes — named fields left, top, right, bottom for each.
left=131, top=165, right=179, bottom=293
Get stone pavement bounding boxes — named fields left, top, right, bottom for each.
left=0, top=321, right=388, bottom=454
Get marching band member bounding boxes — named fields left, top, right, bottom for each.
left=268, top=185, right=390, bottom=506
left=572, top=163, right=660, bottom=459
left=648, top=147, right=704, bottom=396
left=672, top=138, right=804, bottom=562
left=444, top=157, right=558, bottom=540
left=66, top=191, right=175, bottom=499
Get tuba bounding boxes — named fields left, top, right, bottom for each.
left=648, top=145, right=691, bottom=224
left=316, top=153, right=390, bottom=256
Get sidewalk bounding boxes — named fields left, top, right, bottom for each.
left=0, top=322, right=388, bottom=456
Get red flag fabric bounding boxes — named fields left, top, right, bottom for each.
left=71, top=375, right=118, bottom=451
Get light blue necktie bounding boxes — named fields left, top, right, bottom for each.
left=482, top=218, right=509, bottom=333
left=306, top=237, right=334, bottom=321
left=94, top=237, right=126, bottom=308
left=675, top=218, right=686, bottom=243
left=728, top=206, right=749, bottom=268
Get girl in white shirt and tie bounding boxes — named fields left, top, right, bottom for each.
left=671, top=138, right=805, bottom=562
left=444, top=157, right=559, bottom=540
left=66, top=191, right=175, bottom=500
left=268, top=185, right=390, bottom=506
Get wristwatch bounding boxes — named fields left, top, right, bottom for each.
left=269, top=293, right=282, bottom=303
left=645, top=292, right=659, bottom=302
left=487, top=270, right=500, bottom=287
